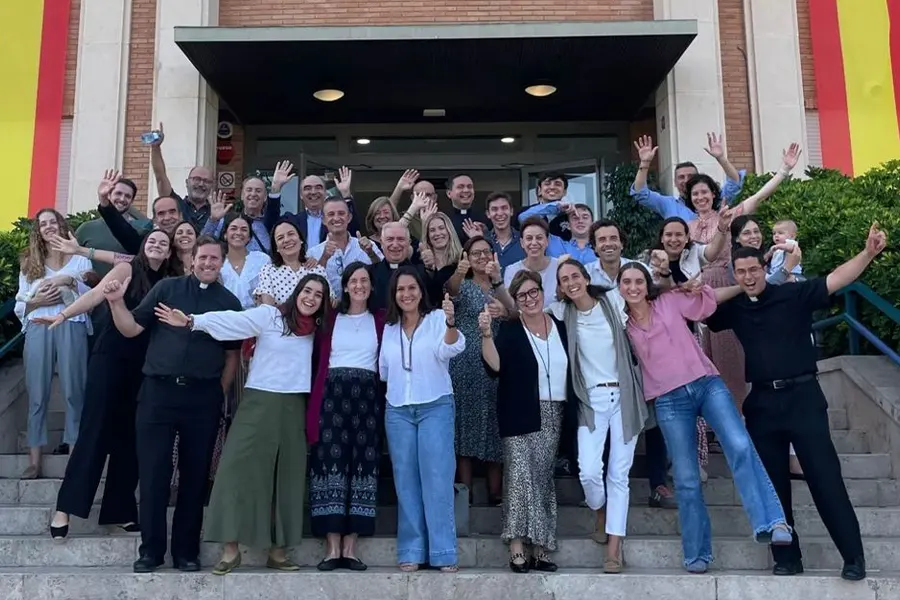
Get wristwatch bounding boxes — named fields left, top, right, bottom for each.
left=186, top=315, right=195, bottom=330
left=491, top=280, right=503, bottom=289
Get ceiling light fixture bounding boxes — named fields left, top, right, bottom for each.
left=356, top=138, right=371, bottom=145
left=525, top=84, right=557, bottom=97
left=313, top=88, right=344, bottom=102
left=501, top=137, right=516, bottom=144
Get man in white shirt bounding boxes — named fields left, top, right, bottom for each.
left=502, top=217, right=559, bottom=308
left=308, top=197, right=383, bottom=294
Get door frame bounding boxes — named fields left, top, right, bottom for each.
left=520, top=158, right=606, bottom=217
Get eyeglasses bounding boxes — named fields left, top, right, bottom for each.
left=514, top=287, right=541, bottom=303
left=469, top=249, right=492, bottom=258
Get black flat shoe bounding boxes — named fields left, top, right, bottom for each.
left=772, top=561, right=804, bottom=576
left=531, top=555, right=558, bottom=572
left=173, top=558, right=201, bottom=572
left=49, top=524, right=68, bottom=543
left=344, top=556, right=368, bottom=571
left=53, top=443, right=70, bottom=456
left=114, top=523, right=140, bottom=534
left=509, top=553, right=529, bottom=574
left=841, top=556, right=866, bottom=581
left=133, top=555, right=163, bottom=573
left=317, top=557, right=342, bottom=571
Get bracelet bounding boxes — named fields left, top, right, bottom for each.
left=186, top=315, right=195, bottom=329
left=446, top=320, right=456, bottom=329
left=491, top=280, right=503, bottom=289
left=88, top=247, right=95, bottom=260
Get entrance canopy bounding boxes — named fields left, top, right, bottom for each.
left=175, top=21, right=696, bottom=124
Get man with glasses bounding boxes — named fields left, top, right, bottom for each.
left=307, top=196, right=383, bottom=293
left=145, top=123, right=213, bottom=229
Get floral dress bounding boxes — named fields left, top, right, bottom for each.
left=450, top=279, right=502, bottom=462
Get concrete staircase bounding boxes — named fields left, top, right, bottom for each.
left=0, top=356, right=899, bottom=599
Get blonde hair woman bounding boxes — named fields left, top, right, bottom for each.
left=14, top=209, right=92, bottom=478
left=421, top=212, right=466, bottom=296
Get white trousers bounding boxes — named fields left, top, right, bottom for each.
left=576, top=388, right=637, bottom=537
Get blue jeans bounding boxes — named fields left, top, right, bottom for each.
left=655, top=375, right=788, bottom=567
left=385, top=394, right=458, bottom=567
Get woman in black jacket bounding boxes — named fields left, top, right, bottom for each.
left=479, top=269, right=576, bottom=574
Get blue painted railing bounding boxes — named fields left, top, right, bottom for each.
left=0, top=298, right=23, bottom=361
left=812, top=282, right=900, bottom=366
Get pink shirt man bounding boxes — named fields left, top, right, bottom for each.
left=625, top=286, right=720, bottom=400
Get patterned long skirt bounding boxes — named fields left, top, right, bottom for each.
left=502, top=401, right=564, bottom=551
left=308, top=367, right=381, bottom=537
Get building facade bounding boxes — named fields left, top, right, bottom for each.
left=1, top=0, right=895, bottom=226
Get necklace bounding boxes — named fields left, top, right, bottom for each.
left=400, top=316, right=422, bottom=372
left=523, top=315, right=552, bottom=395
left=577, top=302, right=595, bottom=317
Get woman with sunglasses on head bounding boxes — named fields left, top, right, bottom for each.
left=379, top=266, right=465, bottom=573
left=617, top=261, right=792, bottom=573
left=480, top=269, right=577, bottom=573
left=548, top=258, right=647, bottom=574
left=154, top=269, right=331, bottom=575
left=308, top=262, right=387, bottom=571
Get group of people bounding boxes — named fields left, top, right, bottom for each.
left=12, top=127, right=887, bottom=582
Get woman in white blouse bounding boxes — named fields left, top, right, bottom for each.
left=254, top=218, right=319, bottom=305
left=549, top=259, right=647, bottom=574
left=15, top=209, right=92, bottom=479
left=219, top=213, right=270, bottom=309
left=155, top=269, right=331, bottom=575
left=308, top=262, right=386, bottom=571
left=379, top=266, right=465, bottom=573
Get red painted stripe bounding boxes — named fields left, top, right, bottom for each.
left=28, top=0, right=70, bottom=215
left=809, top=0, right=854, bottom=175
left=887, top=0, right=900, bottom=136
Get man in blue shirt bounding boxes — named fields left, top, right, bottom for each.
left=517, top=201, right=596, bottom=264
left=630, top=133, right=746, bottom=220
left=484, top=192, right=524, bottom=274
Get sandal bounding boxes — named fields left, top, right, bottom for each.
left=509, top=552, right=529, bottom=574
left=439, top=565, right=459, bottom=573
left=399, top=563, right=419, bottom=572
left=21, top=465, right=40, bottom=480
left=603, top=555, right=623, bottom=574
left=531, top=554, right=558, bottom=573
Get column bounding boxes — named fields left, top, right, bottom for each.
left=653, top=0, right=726, bottom=194
left=150, top=0, right=219, bottom=200
left=68, top=0, right=132, bottom=213
left=744, top=0, right=809, bottom=173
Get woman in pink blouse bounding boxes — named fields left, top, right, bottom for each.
left=617, top=262, right=791, bottom=574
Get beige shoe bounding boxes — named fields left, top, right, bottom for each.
left=21, top=465, right=40, bottom=480
left=591, top=510, right=608, bottom=544
left=603, top=555, right=623, bottom=574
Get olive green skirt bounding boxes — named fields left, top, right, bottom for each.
left=203, top=388, right=307, bottom=548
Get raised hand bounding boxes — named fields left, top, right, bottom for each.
left=398, top=169, right=420, bottom=191
left=704, top=132, right=726, bottom=159
left=149, top=122, right=165, bottom=146
left=478, top=305, right=493, bottom=336
left=334, top=166, right=353, bottom=197
left=97, top=169, right=122, bottom=205
left=558, top=201, right=575, bottom=215
left=271, top=160, right=295, bottom=193
left=103, top=277, right=131, bottom=302
left=634, top=135, right=658, bottom=164
left=153, top=302, right=190, bottom=327
left=47, top=232, right=81, bottom=256
left=485, top=297, right=507, bottom=320
left=718, top=205, right=736, bottom=230
left=461, top=218, right=483, bottom=240
left=210, top=190, right=231, bottom=223
left=420, top=200, right=439, bottom=221
left=455, top=251, right=471, bottom=276
left=410, top=191, right=429, bottom=213
left=419, top=241, right=436, bottom=270
left=322, top=233, right=339, bottom=261
left=442, top=292, right=455, bottom=325
left=356, top=231, right=373, bottom=253
left=486, top=252, right=502, bottom=283
left=781, top=142, right=802, bottom=172
left=784, top=243, right=803, bottom=272
left=649, top=249, right=669, bottom=272
left=865, top=222, right=888, bottom=258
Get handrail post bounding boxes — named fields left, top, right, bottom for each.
left=845, top=290, right=861, bottom=355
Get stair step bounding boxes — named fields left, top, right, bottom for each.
left=4, top=504, right=900, bottom=538
left=0, top=534, right=897, bottom=570
left=0, top=568, right=897, bottom=600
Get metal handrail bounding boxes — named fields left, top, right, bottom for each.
left=0, top=298, right=24, bottom=361
left=812, top=282, right=900, bottom=365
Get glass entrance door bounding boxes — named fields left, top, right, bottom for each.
left=268, top=153, right=342, bottom=215
left=520, top=160, right=603, bottom=218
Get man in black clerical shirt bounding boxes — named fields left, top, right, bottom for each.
left=706, top=223, right=887, bottom=581
left=444, top=173, right=490, bottom=242
left=368, top=221, right=441, bottom=311
left=105, top=235, right=241, bottom=573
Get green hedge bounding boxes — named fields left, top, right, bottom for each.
left=605, top=160, right=899, bottom=352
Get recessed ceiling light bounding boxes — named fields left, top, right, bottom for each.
left=356, top=138, right=371, bottom=145
left=423, top=108, right=446, bottom=117
left=313, top=88, right=344, bottom=102
left=501, top=137, right=516, bottom=144
left=525, top=84, right=557, bottom=97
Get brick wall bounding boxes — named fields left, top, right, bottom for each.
left=717, top=0, right=754, bottom=172
left=219, top=0, right=653, bottom=26
left=122, top=0, right=157, bottom=212
left=63, top=0, right=80, bottom=118
left=797, top=0, right=816, bottom=109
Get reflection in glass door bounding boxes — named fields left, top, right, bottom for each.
left=520, top=160, right=603, bottom=218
